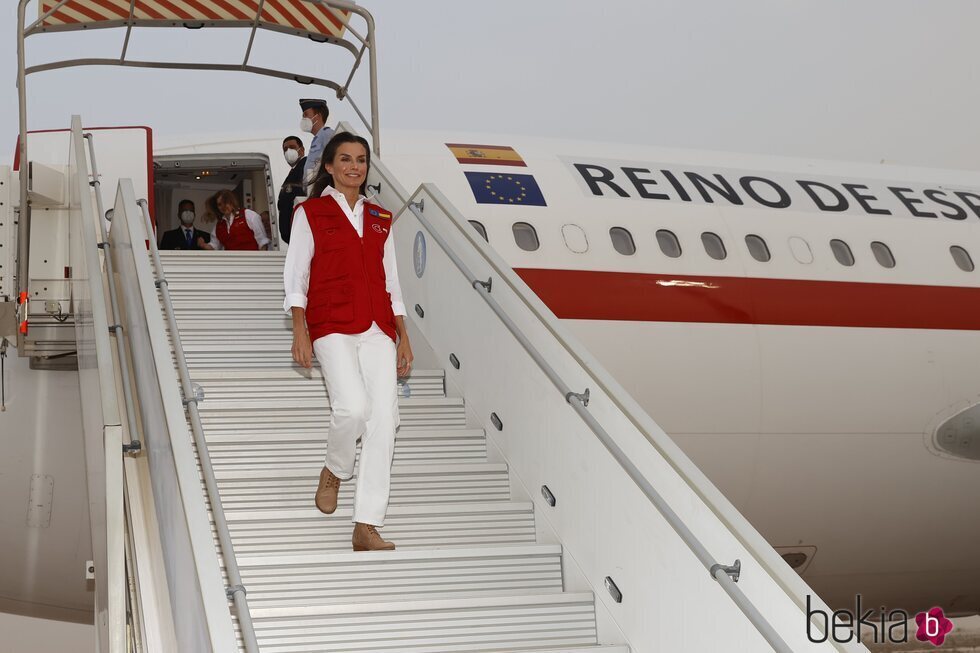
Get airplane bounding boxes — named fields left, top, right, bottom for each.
left=7, top=125, right=979, bottom=640
left=2, top=0, right=978, bottom=650
left=157, top=128, right=980, bottom=615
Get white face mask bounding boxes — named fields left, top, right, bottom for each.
left=300, top=117, right=314, bottom=133
left=179, top=210, right=195, bottom=226
left=284, top=148, right=300, bottom=165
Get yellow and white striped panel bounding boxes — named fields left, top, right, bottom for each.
left=38, top=0, right=349, bottom=39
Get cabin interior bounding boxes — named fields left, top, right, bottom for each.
left=153, top=153, right=277, bottom=245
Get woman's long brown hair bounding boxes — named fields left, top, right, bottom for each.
left=215, top=189, right=241, bottom=214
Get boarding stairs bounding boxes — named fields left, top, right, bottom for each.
left=159, top=251, right=621, bottom=652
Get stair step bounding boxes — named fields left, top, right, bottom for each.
left=165, top=282, right=284, bottom=292
left=240, top=593, right=598, bottom=653
left=221, top=502, right=537, bottom=555
left=196, top=396, right=467, bottom=430
left=233, top=544, right=563, bottom=608
left=167, top=317, right=293, bottom=329
left=165, top=296, right=282, bottom=308
left=176, top=351, right=322, bottom=370
left=200, top=396, right=461, bottom=411
left=201, top=428, right=488, bottom=471
left=186, top=368, right=446, bottom=399
left=175, top=336, right=435, bottom=355
left=209, top=463, right=511, bottom=511
left=160, top=250, right=284, bottom=262
left=167, top=302, right=289, bottom=312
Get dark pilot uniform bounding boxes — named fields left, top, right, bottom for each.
left=160, top=226, right=211, bottom=250
left=277, top=154, right=307, bottom=244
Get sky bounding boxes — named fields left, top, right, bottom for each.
left=2, top=0, right=979, bottom=170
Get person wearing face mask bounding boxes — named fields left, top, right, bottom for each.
left=159, top=199, right=211, bottom=250
left=299, top=98, right=335, bottom=193
left=198, top=190, right=270, bottom=251
left=277, top=135, right=307, bottom=243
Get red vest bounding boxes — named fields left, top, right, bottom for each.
left=303, top=196, right=397, bottom=342
left=216, top=209, right=259, bottom=250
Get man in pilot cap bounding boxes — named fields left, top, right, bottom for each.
left=299, top=98, right=335, bottom=192
left=277, top=135, right=307, bottom=243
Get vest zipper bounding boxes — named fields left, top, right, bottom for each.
left=360, top=234, right=373, bottom=315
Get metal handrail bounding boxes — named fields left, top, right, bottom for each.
left=135, top=199, right=259, bottom=653
left=14, top=0, right=30, bottom=351
left=123, top=515, right=145, bottom=653
left=397, top=184, right=792, bottom=653
left=83, top=131, right=142, bottom=455
left=68, top=117, right=127, bottom=653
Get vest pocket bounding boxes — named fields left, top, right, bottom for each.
left=328, top=284, right=354, bottom=323
left=306, top=284, right=354, bottom=325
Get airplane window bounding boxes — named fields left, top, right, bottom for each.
left=512, top=222, right=540, bottom=252
left=656, top=229, right=682, bottom=258
left=870, top=241, right=896, bottom=268
left=610, top=227, right=636, bottom=255
left=830, top=239, right=855, bottom=266
left=469, top=220, right=489, bottom=242
left=951, top=245, right=975, bottom=272
left=788, top=237, right=813, bottom=264
left=745, top=234, right=771, bottom=262
left=701, top=232, right=727, bottom=260
left=562, top=224, right=589, bottom=253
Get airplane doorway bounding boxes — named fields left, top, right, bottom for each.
left=153, top=153, right=278, bottom=250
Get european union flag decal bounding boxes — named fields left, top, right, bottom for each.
left=465, top=171, right=547, bottom=206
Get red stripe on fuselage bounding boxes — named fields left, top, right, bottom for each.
left=514, top=268, right=980, bottom=330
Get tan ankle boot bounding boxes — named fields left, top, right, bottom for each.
left=314, top=467, right=341, bottom=514
left=352, top=523, right=395, bottom=551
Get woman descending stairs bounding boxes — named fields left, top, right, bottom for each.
left=159, top=251, right=629, bottom=653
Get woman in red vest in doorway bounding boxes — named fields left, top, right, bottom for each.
left=198, top=189, right=271, bottom=251
left=283, top=132, right=414, bottom=552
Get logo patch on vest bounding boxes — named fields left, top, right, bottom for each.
left=372, top=223, right=386, bottom=234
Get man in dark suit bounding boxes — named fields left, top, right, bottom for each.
left=277, top=135, right=308, bottom=243
left=159, top=199, right=211, bottom=250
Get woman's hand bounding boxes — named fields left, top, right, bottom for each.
left=396, top=338, right=414, bottom=378
left=292, top=328, right=313, bottom=369
left=290, top=307, right=312, bottom=368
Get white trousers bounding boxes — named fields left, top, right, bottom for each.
left=313, top=328, right=399, bottom=526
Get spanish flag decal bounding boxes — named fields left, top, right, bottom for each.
left=446, top=143, right=526, bottom=167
